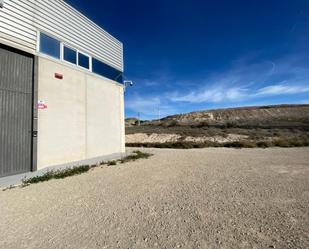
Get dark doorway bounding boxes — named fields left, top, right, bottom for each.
left=0, top=44, right=34, bottom=177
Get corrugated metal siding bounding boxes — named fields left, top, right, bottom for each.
left=0, top=45, right=33, bottom=177
left=0, top=0, right=37, bottom=52
left=0, top=0, right=123, bottom=71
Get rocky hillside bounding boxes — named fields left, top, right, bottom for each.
left=126, top=105, right=309, bottom=148
left=130, top=104, right=309, bottom=128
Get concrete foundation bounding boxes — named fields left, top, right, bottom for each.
left=0, top=152, right=126, bottom=187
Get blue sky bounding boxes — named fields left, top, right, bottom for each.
left=66, top=0, right=309, bottom=119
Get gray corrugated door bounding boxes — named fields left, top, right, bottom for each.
left=0, top=45, right=33, bottom=177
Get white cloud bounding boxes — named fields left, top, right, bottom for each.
left=256, top=84, right=309, bottom=96
left=170, top=84, right=309, bottom=104
left=170, top=87, right=248, bottom=103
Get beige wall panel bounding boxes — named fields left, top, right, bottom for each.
left=86, top=75, right=125, bottom=158
left=37, top=57, right=86, bottom=169
left=37, top=57, right=124, bottom=170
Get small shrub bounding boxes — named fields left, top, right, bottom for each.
left=223, top=140, right=256, bottom=148
left=120, top=150, right=153, bottom=163
left=161, top=120, right=179, bottom=128
left=191, top=121, right=209, bottom=128
left=256, top=141, right=272, bottom=148
left=303, top=139, right=309, bottom=146
left=288, top=138, right=305, bottom=147
left=53, top=165, right=90, bottom=179
left=273, top=139, right=290, bottom=147
left=22, top=165, right=90, bottom=185
left=133, top=150, right=153, bottom=158
left=2, top=185, right=17, bottom=191
left=107, top=161, right=117, bottom=166
left=225, top=122, right=238, bottom=129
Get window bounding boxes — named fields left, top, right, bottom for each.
left=78, top=52, right=90, bottom=69
left=92, top=58, right=123, bottom=83
left=38, top=33, right=123, bottom=81
left=63, top=46, right=77, bottom=64
left=39, top=33, right=60, bottom=59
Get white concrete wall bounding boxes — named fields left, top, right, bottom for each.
left=37, top=57, right=125, bottom=170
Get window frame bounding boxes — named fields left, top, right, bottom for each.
left=38, top=31, right=61, bottom=60
left=63, top=44, right=78, bottom=66
left=77, top=51, right=91, bottom=71
left=36, top=31, right=121, bottom=82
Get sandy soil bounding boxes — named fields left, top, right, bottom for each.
left=125, top=133, right=249, bottom=144
left=1, top=148, right=309, bottom=249
left=126, top=133, right=182, bottom=143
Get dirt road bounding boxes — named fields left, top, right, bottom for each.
left=1, top=148, right=308, bottom=249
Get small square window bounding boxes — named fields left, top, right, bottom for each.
left=64, top=46, right=77, bottom=64
left=78, top=52, right=89, bottom=69
left=39, top=33, right=60, bottom=59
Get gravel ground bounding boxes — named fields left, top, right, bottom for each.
left=1, top=148, right=309, bottom=249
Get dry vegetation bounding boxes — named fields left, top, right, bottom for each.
left=20, top=151, right=153, bottom=186
left=126, top=105, right=309, bottom=148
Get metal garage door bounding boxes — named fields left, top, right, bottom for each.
left=0, top=45, right=34, bottom=177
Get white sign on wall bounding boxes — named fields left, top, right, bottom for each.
left=38, top=100, right=48, bottom=110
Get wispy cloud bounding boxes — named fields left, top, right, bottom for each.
left=168, top=54, right=309, bottom=104
left=256, top=84, right=309, bottom=96
left=170, top=86, right=248, bottom=103
left=170, top=84, right=309, bottom=104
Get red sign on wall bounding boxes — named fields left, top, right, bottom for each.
left=55, top=73, right=63, bottom=79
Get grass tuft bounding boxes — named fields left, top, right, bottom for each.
left=22, top=165, right=90, bottom=185
left=120, top=150, right=153, bottom=163
left=107, top=161, right=117, bottom=166
left=21, top=151, right=153, bottom=186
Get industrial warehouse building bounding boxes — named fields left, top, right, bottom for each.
left=0, top=0, right=125, bottom=178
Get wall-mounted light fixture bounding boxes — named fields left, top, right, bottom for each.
left=123, top=80, right=133, bottom=92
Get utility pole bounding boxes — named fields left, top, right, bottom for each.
left=137, top=112, right=141, bottom=126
